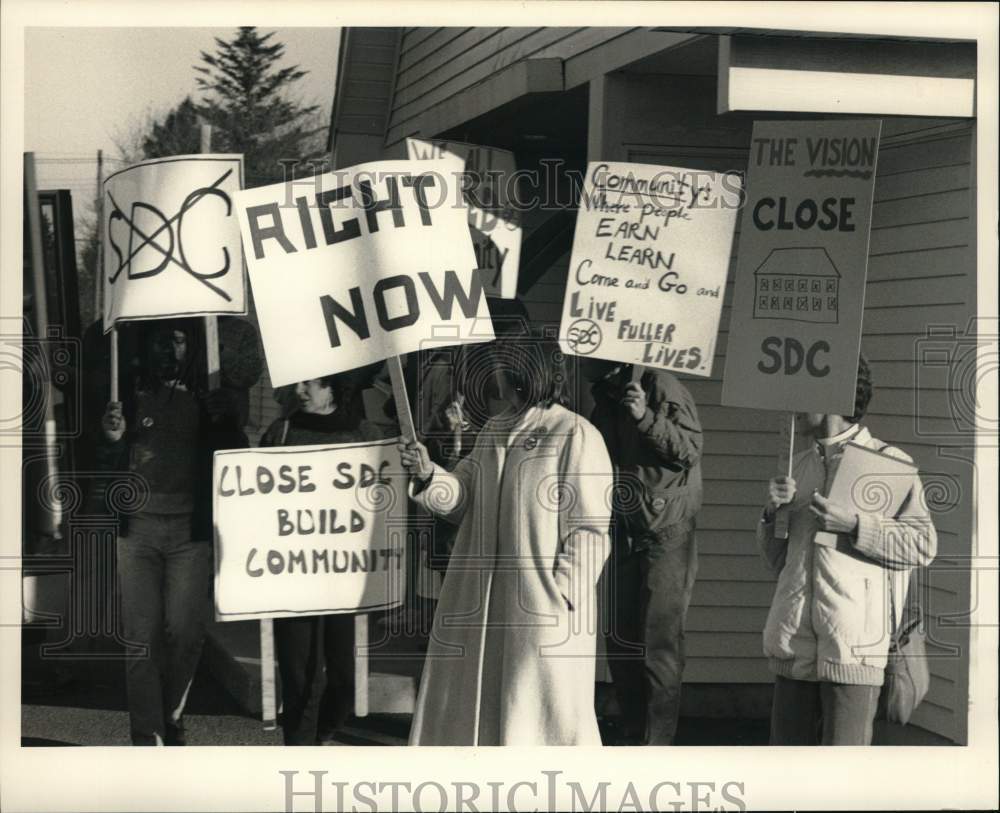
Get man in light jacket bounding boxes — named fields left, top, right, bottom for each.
left=758, top=355, right=937, bottom=745
left=582, top=359, right=703, bottom=746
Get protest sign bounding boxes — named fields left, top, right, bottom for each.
left=722, top=120, right=881, bottom=414
left=102, top=155, right=246, bottom=330
left=558, top=161, right=741, bottom=376
left=213, top=439, right=406, bottom=621
left=234, top=159, right=493, bottom=387
left=407, top=138, right=522, bottom=299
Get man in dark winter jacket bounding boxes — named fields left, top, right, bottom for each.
left=97, top=318, right=256, bottom=745
left=581, top=359, right=703, bottom=745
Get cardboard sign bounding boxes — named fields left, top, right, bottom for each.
left=558, top=161, right=741, bottom=376
left=815, top=441, right=916, bottom=548
left=407, top=138, right=522, bottom=299
left=722, top=120, right=881, bottom=413
left=213, top=439, right=406, bottom=621
left=102, top=155, right=246, bottom=330
left=234, top=159, right=493, bottom=387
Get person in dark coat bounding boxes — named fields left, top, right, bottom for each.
left=259, top=372, right=383, bottom=745
left=580, top=359, right=703, bottom=745
left=97, top=318, right=255, bottom=745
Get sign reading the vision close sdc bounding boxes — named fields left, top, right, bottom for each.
left=722, top=120, right=881, bottom=414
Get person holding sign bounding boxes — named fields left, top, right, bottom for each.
left=580, top=359, right=704, bottom=746
left=97, top=319, right=256, bottom=746
left=258, top=373, right=384, bottom=746
left=398, top=332, right=614, bottom=745
left=757, top=356, right=937, bottom=745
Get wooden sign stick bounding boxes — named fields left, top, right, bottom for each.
left=347, top=355, right=417, bottom=721
left=774, top=411, right=795, bottom=540
left=110, top=327, right=119, bottom=403
left=197, top=122, right=276, bottom=728
left=629, top=362, right=644, bottom=384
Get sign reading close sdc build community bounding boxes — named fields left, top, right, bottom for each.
left=213, top=439, right=405, bottom=621
left=722, top=120, right=881, bottom=414
left=234, top=159, right=493, bottom=387
left=102, top=155, right=246, bottom=330
left=558, top=161, right=741, bottom=376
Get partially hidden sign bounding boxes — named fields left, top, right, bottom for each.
left=102, top=155, right=246, bottom=330
left=406, top=138, right=522, bottom=299
left=558, top=161, right=741, bottom=376
left=213, top=439, right=406, bottom=621
left=722, top=120, right=881, bottom=414
left=234, top=159, right=493, bottom=387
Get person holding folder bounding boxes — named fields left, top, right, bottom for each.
left=758, top=355, right=937, bottom=745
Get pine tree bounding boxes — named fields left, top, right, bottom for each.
left=141, top=97, right=202, bottom=159
left=194, top=27, right=325, bottom=187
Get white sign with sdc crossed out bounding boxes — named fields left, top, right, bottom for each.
left=102, top=154, right=247, bottom=330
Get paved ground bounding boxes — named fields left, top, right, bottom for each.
left=22, top=629, right=770, bottom=747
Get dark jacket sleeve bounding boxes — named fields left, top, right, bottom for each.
left=193, top=410, right=249, bottom=541
left=633, top=372, right=703, bottom=469
left=259, top=419, right=284, bottom=449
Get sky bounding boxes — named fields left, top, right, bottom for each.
left=24, top=27, right=339, bottom=199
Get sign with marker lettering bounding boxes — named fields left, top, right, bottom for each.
left=722, top=120, right=881, bottom=414
left=406, top=138, right=522, bottom=299
left=102, top=155, right=246, bottom=330
left=213, top=439, right=406, bottom=621
left=558, top=161, right=741, bottom=376
left=234, top=159, right=493, bottom=387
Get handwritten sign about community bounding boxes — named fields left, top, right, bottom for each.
left=722, top=120, right=881, bottom=414
left=213, top=439, right=406, bottom=621
left=234, top=159, right=493, bottom=387
left=558, top=162, right=741, bottom=376
left=102, top=155, right=246, bottom=330
left=406, top=138, right=522, bottom=299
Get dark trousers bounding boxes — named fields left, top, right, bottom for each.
left=770, top=675, right=881, bottom=745
left=116, top=512, right=211, bottom=745
left=605, top=530, right=698, bottom=745
left=274, top=614, right=355, bottom=745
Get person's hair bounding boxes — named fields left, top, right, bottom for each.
left=314, top=372, right=355, bottom=406
left=135, top=318, right=202, bottom=393
left=494, top=329, right=569, bottom=409
left=845, top=353, right=874, bottom=423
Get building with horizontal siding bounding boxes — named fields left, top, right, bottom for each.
left=312, top=25, right=978, bottom=745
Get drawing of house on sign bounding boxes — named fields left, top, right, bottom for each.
left=752, top=246, right=840, bottom=324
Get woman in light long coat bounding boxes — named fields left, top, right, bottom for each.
left=399, top=334, right=613, bottom=745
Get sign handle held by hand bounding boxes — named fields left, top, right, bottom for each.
left=774, top=412, right=795, bottom=540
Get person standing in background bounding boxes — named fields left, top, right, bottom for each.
left=580, top=359, right=703, bottom=746
left=98, top=318, right=255, bottom=745
left=758, top=356, right=937, bottom=745
left=259, top=373, right=384, bottom=746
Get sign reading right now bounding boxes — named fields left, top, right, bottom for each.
left=722, top=120, right=881, bottom=415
